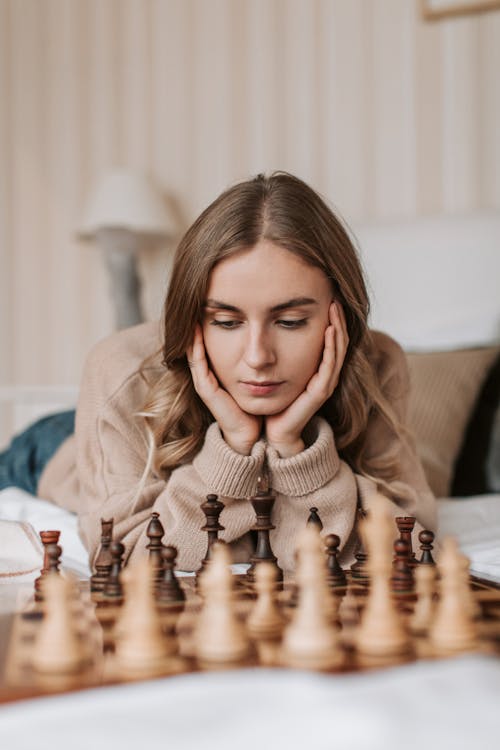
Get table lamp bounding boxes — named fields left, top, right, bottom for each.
left=78, top=169, right=176, bottom=329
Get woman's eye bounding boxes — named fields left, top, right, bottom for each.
left=210, top=319, right=241, bottom=329
left=277, top=318, right=308, bottom=329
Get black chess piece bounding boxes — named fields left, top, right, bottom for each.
left=157, top=545, right=186, bottom=605
left=351, top=507, right=369, bottom=583
left=325, top=533, right=347, bottom=589
left=395, top=516, right=417, bottom=567
left=46, top=543, right=62, bottom=574
left=103, top=541, right=125, bottom=601
left=391, top=538, right=414, bottom=594
left=35, top=530, right=61, bottom=601
left=246, top=489, right=283, bottom=584
left=35, top=542, right=63, bottom=603
left=418, top=529, right=436, bottom=565
left=197, top=494, right=225, bottom=579
left=91, top=518, right=114, bottom=592
left=146, top=512, right=165, bottom=583
left=307, top=506, right=323, bottom=531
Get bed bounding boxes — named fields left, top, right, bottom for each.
left=0, top=212, right=499, bottom=748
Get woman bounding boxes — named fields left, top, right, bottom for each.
left=7, top=172, right=436, bottom=571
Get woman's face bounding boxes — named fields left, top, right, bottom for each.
left=202, top=240, right=334, bottom=416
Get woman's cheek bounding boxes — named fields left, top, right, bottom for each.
left=203, top=334, right=231, bottom=388
left=301, top=327, right=326, bottom=374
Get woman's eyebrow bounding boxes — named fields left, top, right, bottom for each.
left=270, top=297, right=318, bottom=313
left=204, top=297, right=318, bottom=313
left=204, top=299, right=240, bottom=312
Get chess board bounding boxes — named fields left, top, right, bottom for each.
left=2, top=570, right=500, bottom=705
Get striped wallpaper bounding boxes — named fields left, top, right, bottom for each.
left=0, top=0, right=499, bottom=396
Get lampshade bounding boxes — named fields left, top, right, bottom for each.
left=78, top=169, right=176, bottom=238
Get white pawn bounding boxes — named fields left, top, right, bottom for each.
left=338, top=583, right=362, bottom=649
left=429, top=536, right=477, bottom=654
left=115, top=557, right=175, bottom=674
left=282, top=525, right=342, bottom=670
left=410, top=563, right=436, bottom=635
left=247, top=562, right=286, bottom=641
left=356, top=495, right=410, bottom=658
left=459, top=551, right=481, bottom=619
left=195, top=543, right=250, bottom=667
left=32, top=573, right=84, bottom=675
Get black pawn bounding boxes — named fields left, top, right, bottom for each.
left=91, top=518, right=114, bottom=592
left=325, top=534, right=347, bottom=589
left=418, top=529, right=436, bottom=565
left=103, top=541, right=125, bottom=601
left=307, top=506, right=323, bottom=531
left=146, top=512, right=165, bottom=583
left=157, top=546, right=186, bottom=605
left=391, top=539, right=414, bottom=594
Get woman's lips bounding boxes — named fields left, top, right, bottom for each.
left=240, top=381, right=284, bottom=396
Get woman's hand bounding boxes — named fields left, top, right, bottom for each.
left=265, top=302, right=349, bottom=457
left=187, top=325, right=262, bottom=455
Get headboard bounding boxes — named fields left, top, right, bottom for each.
left=353, top=211, right=500, bottom=351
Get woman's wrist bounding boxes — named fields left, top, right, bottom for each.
left=265, top=418, right=339, bottom=496
left=220, top=430, right=256, bottom=456
left=267, top=438, right=305, bottom=458
left=193, top=422, right=266, bottom=499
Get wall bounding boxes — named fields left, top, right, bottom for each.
left=1, top=0, right=499, bottom=396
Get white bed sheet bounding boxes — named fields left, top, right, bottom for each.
left=0, top=655, right=499, bottom=750
left=0, top=488, right=90, bottom=579
left=437, top=494, right=500, bottom=582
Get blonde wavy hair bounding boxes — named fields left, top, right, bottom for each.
left=138, top=172, right=406, bottom=494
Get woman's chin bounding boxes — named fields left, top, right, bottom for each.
left=235, top=395, right=294, bottom=417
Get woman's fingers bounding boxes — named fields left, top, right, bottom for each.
left=187, top=325, right=262, bottom=454
left=334, top=299, right=348, bottom=340
left=310, top=324, right=334, bottom=396
left=308, top=302, right=340, bottom=396
left=187, top=325, right=218, bottom=400
left=188, top=325, right=206, bottom=368
left=266, top=301, right=350, bottom=452
left=330, top=301, right=349, bottom=385
left=270, top=313, right=337, bottom=441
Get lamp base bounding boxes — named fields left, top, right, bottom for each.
left=97, top=228, right=143, bottom=330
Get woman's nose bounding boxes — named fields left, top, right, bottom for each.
left=243, top=327, right=276, bottom=370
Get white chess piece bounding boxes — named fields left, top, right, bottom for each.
left=459, top=551, right=481, bottom=619
left=115, top=557, right=175, bottom=672
left=410, top=563, right=436, bottom=634
left=247, top=562, right=285, bottom=640
left=32, top=573, right=84, bottom=674
left=429, top=536, right=478, bottom=654
left=282, top=525, right=342, bottom=670
left=356, top=494, right=410, bottom=657
left=195, top=543, right=250, bottom=666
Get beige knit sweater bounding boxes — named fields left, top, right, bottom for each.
left=38, top=321, right=436, bottom=572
